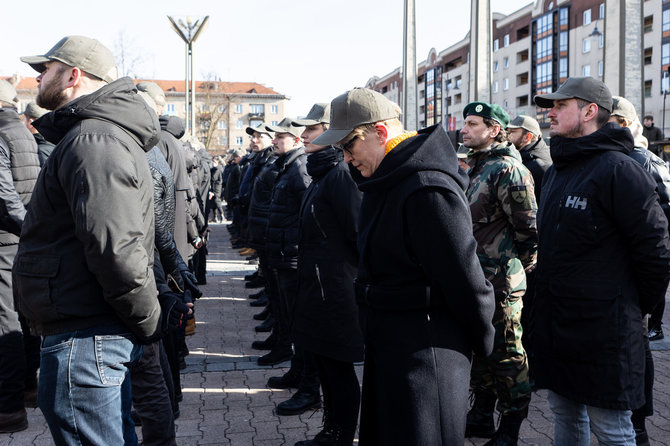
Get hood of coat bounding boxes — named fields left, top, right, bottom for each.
left=33, top=77, right=160, bottom=153
left=550, top=122, right=634, bottom=169
left=159, top=115, right=186, bottom=139
left=358, top=124, right=468, bottom=192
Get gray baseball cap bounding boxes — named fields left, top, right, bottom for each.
left=266, top=117, right=303, bottom=138
left=292, top=103, right=330, bottom=126
left=0, top=80, right=18, bottom=105
left=507, top=115, right=541, bottom=137
left=136, top=81, right=166, bottom=108
left=21, top=36, right=118, bottom=84
left=611, top=96, right=638, bottom=122
left=23, top=102, right=49, bottom=119
left=245, top=122, right=274, bottom=137
left=312, top=88, right=400, bottom=146
left=534, top=76, right=612, bottom=112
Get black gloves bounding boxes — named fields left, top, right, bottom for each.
left=158, top=291, right=191, bottom=331
left=181, top=270, right=202, bottom=300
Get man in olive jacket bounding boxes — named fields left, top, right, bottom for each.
left=14, top=36, right=162, bottom=445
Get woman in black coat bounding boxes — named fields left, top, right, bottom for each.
left=292, top=104, right=363, bottom=446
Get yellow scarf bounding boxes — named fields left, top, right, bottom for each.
left=384, top=131, right=418, bottom=156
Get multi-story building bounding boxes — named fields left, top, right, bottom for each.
left=367, top=0, right=669, bottom=137
left=2, top=75, right=288, bottom=154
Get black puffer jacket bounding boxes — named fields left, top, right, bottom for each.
left=294, top=147, right=363, bottom=362
left=247, top=155, right=279, bottom=250
left=534, top=123, right=670, bottom=410
left=0, top=107, right=40, bottom=244
left=518, top=137, right=552, bottom=201
left=14, top=78, right=162, bottom=341
left=266, top=147, right=311, bottom=266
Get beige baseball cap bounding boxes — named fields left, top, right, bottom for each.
left=507, top=115, right=541, bottom=138
left=266, top=117, right=303, bottom=138
left=21, top=36, right=118, bottom=83
left=292, top=103, right=330, bottom=126
left=23, top=102, right=49, bottom=119
left=136, top=81, right=166, bottom=108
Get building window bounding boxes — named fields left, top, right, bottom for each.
left=494, top=61, right=499, bottom=72
left=235, top=104, right=243, bottom=113
left=664, top=9, right=670, bottom=33
left=271, top=105, right=278, bottom=114
left=645, top=80, right=652, bottom=98
left=559, top=58, right=568, bottom=79
left=559, top=8, right=568, bottom=26
left=645, top=48, right=653, bottom=65
left=599, top=3, right=605, bottom=19
left=583, top=65, right=591, bottom=77
left=271, top=121, right=278, bottom=126
left=504, top=34, right=510, bottom=47
left=644, top=15, right=653, bottom=33
left=503, top=78, right=509, bottom=90
left=537, top=13, right=552, bottom=35
left=493, top=81, right=499, bottom=93
left=250, top=104, right=264, bottom=114
left=217, top=136, right=225, bottom=146
left=217, top=121, right=226, bottom=130
left=598, top=61, right=604, bottom=77
left=236, top=120, right=243, bottom=129
left=504, top=57, right=509, bottom=69
left=218, top=105, right=226, bottom=113
left=599, top=33, right=604, bottom=48
left=517, top=95, right=529, bottom=107
left=583, top=9, right=592, bottom=26
left=663, top=42, right=670, bottom=66
left=493, top=39, right=499, bottom=52
left=537, top=61, right=552, bottom=84
left=537, top=36, right=552, bottom=59
left=235, top=136, right=243, bottom=145
left=559, top=31, right=568, bottom=52
left=166, top=103, right=176, bottom=115
left=583, top=38, right=591, bottom=53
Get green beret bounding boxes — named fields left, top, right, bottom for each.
left=463, top=101, right=509, bottom=127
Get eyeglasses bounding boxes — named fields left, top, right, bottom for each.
left=336, top=135, right=359, bottom=154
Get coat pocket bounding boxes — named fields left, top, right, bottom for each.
left=13, top=255, right=61, bottom=323
left=550, top=281, right=620, bottom=366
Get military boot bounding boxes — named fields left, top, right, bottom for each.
left=465, top=390, right=497, bottom=438
left=483, top=407, right=528, bottom=446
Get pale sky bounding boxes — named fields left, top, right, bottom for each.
left=5, top=0, right=533, bottom=117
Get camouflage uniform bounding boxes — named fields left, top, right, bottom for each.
left=465, top=141, right=537, bottom=415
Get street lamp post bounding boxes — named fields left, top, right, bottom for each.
left=168, top=15, right=209, bottom=137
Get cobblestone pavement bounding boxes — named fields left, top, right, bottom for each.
left=3, top=222, right=670, bottom=445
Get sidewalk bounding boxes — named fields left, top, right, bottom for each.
left=2, top=222, right=670, bottom=445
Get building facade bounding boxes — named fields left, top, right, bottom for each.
left=3, top=76, right=288, bottom=154
left=367, top=0, right=669, bottom=137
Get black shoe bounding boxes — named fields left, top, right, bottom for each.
left=649, top=327, right=664, bottom=341
left=250, top=295, right=269, bottom=307
left=245, top=271, right=259, bottom=281
left=249, top=289, right=266, bottom=300
left=267, top=369, right=301, bottom=389
left=253, top=307, right=271, bottom=320
left=276, top=390, right=322, bottom=416
left=257, top=347, right=291, bottom=366
left=255, top=316, right=275, bottom=332
left=246, top=277, right=266, bottom=289
left=252, top=334, right=277, bottom=350
left=0, top=409, right=28, bottom=433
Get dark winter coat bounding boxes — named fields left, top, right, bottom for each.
left=294, top=147, right=363, bottom=363
left=210, top=165, right=223, bottom=198
left=34, top=132, right=55, bottom=167
left=247, top=155, right=279, bottom=250
left=629, top=146, right=670, bottom=223
left=533, top=123, right=670, bottom=410
left=0, top=107, right=40, bottom=245
left=355, top=125, right=496, bottom=445
left=13, top=78, right=162, bottom=341
left=238, top=148, right=274, bottom=208
left=642, top=124, right=664, bottom=143
left=224, top=163, right=242, bottom=205
left=518, top=137, right=552, bottom=201
left=266, top=147, right=311, bottom=267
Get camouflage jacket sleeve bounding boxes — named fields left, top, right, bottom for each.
left=497, top=159, right=538, bottom=268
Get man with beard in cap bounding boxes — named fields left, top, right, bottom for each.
left=22, top=101, right=55, bottom=166
left=14, top=36, right=171, bottom=445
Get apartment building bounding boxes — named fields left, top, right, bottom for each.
left=367, top=0, right=669, bottom=136
left=3, top=76, right=288, bottom=154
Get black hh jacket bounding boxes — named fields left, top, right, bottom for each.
left=533, top=122, right=670, bottom=410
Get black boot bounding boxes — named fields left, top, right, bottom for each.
left=267, top=368, right=302, bottom=389
left=465, top=390, right=497, bottom=438
left=294, top=424, right=350, bottom=446
left=276, top=389, right=321, bottom=416
left=252, top=333, right=277, bottom=350
left=253, top=307, right=271, bottom=320
left=255, top=316, right=275, bottom=332
left=483, top=408, right=528, bottom=446
left=249, top=289, right=266, bottom=300
left=257, top=345, right=291, bottom=365
left=250, top=294, right=269, bottom=307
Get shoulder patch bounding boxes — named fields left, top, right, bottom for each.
left=510, top=185, right=532, bottom=209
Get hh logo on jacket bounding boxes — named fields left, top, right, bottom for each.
left=564, top=195, right=588, bottom=210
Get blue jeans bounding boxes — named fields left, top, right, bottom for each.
left=548, top=390, right=636, bottom=446
left=38, top=324, right=143, bottom=446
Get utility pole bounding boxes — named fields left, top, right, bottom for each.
left=402, top=0, right=418, bottom=130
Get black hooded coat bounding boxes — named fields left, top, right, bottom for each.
left=354, top=125, right=495, bottom=446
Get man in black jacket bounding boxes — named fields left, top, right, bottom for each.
left=533, top=77, right=670, bottom=444
left=506, top=115, right=552, bottom=201
left=0, top=80, right=40, bottom=433
left=21, top=101, right=55, bottom=166
left=15, top=36, right=163, bottom=445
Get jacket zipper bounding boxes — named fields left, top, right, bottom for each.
left=315, top=264, right=325, bottom=300
left=311, top=204, right=327, bottom=239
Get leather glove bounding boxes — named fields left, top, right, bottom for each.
left=158, top=291, right=192, bottom=330
left=181, top=270, right=202, bottom=300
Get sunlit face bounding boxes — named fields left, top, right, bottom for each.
left=272, top=132, right=298, bottom=155
left=341, top=130, right=386, bottom=177
left=250, top=132, right=272, bottom=151
left=36, top=61, right=70, bottom=110
left=461, top=115, right=497, bottom=150
left=547, top=99, right=583, bottom=138
left=301, top=124, right=327, bottom=153
left=643, top=118, right=653, bottom=128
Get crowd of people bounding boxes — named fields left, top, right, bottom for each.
left=0, top=33, right=669, bottom=446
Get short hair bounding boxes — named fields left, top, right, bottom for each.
left=644, top=115, right=654, bottom=121
left=576, top=99, right=610, bottom=128
left=483, top=117, right=507, bottom=143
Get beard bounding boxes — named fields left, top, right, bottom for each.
left=36, top=78, right=67, bottom=111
